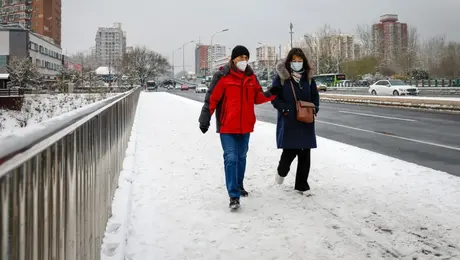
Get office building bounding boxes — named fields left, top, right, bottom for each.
left=0, top=25, right=62, bottom=79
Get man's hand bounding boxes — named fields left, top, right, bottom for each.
left=199, top=125, right=209, bottom=134
left=280, top=108, right=290, bottom=116
left=268, top=85, right=282, bottom=95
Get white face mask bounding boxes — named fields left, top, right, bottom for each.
left=291, top=62, right=303, bottom=72
left=236, top=61, right=248, bottom=71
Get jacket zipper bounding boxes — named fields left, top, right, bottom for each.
left=240, top=78, right=244, bottom=132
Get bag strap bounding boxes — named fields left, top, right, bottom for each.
left=289, top=79, right=298, bottom=103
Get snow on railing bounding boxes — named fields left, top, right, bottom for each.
left=0, top=87, right=141, bottom=259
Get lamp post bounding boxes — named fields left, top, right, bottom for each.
left=182, top=40, right=195, bottom=78
left=171, top=47, right=181, bottom=77
left=209, top=29, right=229, bottom=75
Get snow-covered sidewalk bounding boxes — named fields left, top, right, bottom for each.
left=102, top=92, right=460, bottom=260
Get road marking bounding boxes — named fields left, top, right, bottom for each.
left=316, top=120, right=460, bottom=151
left=338, top=110, right=417, bottom=122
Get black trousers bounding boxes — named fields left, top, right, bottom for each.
left=277, top=149, right=311, bottom=191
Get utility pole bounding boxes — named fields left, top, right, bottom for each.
left=279, top=45, right=282, bottom=60
left=108, top=50, right=112, bottom=86
left=289, top=23, right=294, bottom=49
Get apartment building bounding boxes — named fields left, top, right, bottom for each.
left=372, top=14, right=408, bottom=59
left=195, top=44, right=209, bottom=76
left=0, top=0, right=61, bottom=46
left=256, top=44, right=277, bottom=68
left=95, top=22, right=127, bottom=67
left=207, top=44, right=226, bottom=73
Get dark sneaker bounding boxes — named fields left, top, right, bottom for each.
left=240, top=187, right=249, bottom=197
left=229, top=197, right=240, bottom=210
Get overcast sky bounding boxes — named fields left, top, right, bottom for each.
left=62, top=0, right=460, bottom=71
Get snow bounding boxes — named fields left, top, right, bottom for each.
left=103, top=92, right=460, bottom=260
left=321, top=93, right=460, bottom=102
left=0, top=93, right=118, bottom=138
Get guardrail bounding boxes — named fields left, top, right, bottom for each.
left=0, top=87, right=141, bottom=259
left=0, top=88, right=24, bottom=96
left=325, top=87, right=460, bottom=96
left=320, top=93, right=460, bottom=111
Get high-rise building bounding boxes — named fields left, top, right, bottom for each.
left=0, top=0, right=62, bottom=46
left=256, top=44, right=277, bottom=68
left=95, top=22, right=127, bottom=67
left=194, top=44, right=209, bottom=76
left=372, top=14, right=408, bottom=59
left=207, top=44, right=226, bottom=73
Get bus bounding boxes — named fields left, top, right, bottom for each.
left=146, top=80, right=157, bottom=91
left=313, top=73, right=346, bottom=86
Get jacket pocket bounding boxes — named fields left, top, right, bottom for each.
left=220, top=96, right=228, bottom=125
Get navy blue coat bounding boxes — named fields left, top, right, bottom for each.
left=271, top=75, right=320, bottom=149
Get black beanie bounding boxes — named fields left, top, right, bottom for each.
left=231, top=45, right=250, bottom=60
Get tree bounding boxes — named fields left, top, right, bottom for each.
left=340, top=56, right=380, bottom=80
left=7, top=57, right=41, bottom=88
left=122, top=46, right=170, bottom=85
left=71, top=52, right=98, bottom=73
left=394, top=27, right=420, bottom=74
left=439, top=41, right=460, bottom=78
left=355, top=24, right=375, bottom=57
left=304, top=25, right=348, bottom=74
left=420, top=36, right=446, bottom=77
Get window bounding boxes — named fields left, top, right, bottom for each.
left=389, top=80, right=405, bottom=86
left=0, top=56, right=8, bottom=66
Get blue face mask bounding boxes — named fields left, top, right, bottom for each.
left=291, top=62, right=303, bottom=72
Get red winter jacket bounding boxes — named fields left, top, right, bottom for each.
left=199, top=64, right=275, bottom=134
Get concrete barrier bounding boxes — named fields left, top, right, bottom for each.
left=327, top=87, right=460, bottom=96
left=320, top=93, right=460, bottom=111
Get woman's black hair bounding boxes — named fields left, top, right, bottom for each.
left=285, top=48, right=311, bottom=79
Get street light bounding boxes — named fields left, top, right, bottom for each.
left=209, top=29, right=229, bottom=75
left=171, top=47, right=181, bottom=77
left=182, top=40, right=195, bottom=77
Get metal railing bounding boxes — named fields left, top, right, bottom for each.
left=0, top=88, right=24, bottom=97
left=0, top=87, right=141, bottom=260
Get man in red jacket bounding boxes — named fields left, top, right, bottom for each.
left=198, top=45, right=279, bottom=210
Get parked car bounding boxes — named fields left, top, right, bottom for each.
left=195, top=84, right=208, bottom=93
left=316, top=81, right=327, bottom=92
left=180, top=84, right=189, bottom=91
left=368, top=80, right=420, bottom=96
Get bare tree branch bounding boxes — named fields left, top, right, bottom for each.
left=122, top=46, right=170, bottom=85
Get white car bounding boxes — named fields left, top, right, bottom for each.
left=368, top=80, right=420, bottom=96
left=195, top=84, right=208, bottom=93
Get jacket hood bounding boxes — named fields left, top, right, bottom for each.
left=276, top=59, right=314, bottom=80
left=276, top=59, right=290, bottom=80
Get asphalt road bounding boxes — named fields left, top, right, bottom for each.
left=169, top=89, right=460, bottom=176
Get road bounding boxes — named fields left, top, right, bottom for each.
left=170, top=89, right=460, bottom=176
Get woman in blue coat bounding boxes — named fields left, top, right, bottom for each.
left=270, top=48, right=320, bottom=195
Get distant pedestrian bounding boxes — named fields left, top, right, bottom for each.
left=270, top=48, right=320, bottom=195
left=198, top=45, right=280, bottom=210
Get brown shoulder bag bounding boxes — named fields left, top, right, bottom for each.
left=289, top=80, right=315, bottom=123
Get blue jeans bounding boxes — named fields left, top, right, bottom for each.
left=220, top=133, right=250, bottom=198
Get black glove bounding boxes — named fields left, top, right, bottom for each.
left=280, top=108, right=290, bottom=116
left=199, top=125, right=208, bottom=134
left=268, top=85, right=282, bottom=95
